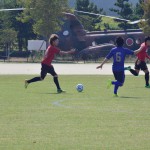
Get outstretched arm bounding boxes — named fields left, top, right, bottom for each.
left=96, top=58, right=109, bottom=69
left=134, top=45, right=145, bottom=55
left=59, top=49, right=76, bottom=55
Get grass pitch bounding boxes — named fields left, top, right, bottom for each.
left=0, top=75, right=150, bottom=150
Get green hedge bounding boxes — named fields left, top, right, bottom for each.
left=0, top=51, right=30, bottom=57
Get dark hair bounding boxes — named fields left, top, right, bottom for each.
left=49, top=34, right=59, bottom=45
left=145, top=36, right=150, bottom=43
left=115, top=37, right=124, bottom=47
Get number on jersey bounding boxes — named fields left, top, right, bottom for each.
left=116, top=52, right=121, bottom=62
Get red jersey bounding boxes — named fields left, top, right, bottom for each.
left=41, top=45, right=60, bottom=66
left=136, top=43, right=150, bottom=61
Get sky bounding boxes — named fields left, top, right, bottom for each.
left=69, top=0, right=139, bottom=15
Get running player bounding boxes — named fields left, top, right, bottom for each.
left=96, top=37, right=141, bottom=97
left=125, top=36, right=150, bottom=88
left=25, top=34, right=75, bottom=93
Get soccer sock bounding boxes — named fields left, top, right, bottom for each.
left=145, top=72, right=149, bottom=86
left=53, top=77, right=61, bottom=90
left=130, top=69, right=138, bottom=76
left=27, top=77, right=42, bottom=83
left=114, top=85, right=119, bottom=95
left=112, top=81, right=123, bottom=94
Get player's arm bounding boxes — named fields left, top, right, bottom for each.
left=59, top=49, right=76, bottom=55
left=96, top=58, right=108, bottom=69
left=97, top=49, right=113, bottom=69
left=134, top=45, right=145, bottom=55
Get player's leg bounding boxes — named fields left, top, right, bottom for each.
left=25, top=77, right=42, bottom=88
left=48, top=66, right=64, bottom=93
left=107, top=72, right=118, bottom=90
left=129, top=60, right=140, bottom=76
left=107, top=79, right=112, bottom=89
left=125, top=60, right=140, bottom=76
left=112, top=71, right=125, bottom=96
left=54, top=75, right=65, bottom=93
left=141, top=62, right=150, bottom=88
left=124, top=66, right=131, bottom=70
left=130, top=69, right=139, bottom=76
left=113, top=82, right=123, bottom=97
left=144, top=70, right=149, bottom=87
left=25, top=64, right=47, bottom=88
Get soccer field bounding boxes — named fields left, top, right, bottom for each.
left=0, top=75, right=150, bottom=150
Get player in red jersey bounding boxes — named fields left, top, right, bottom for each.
left=25, top=34, right=75, bottom=93
left=125, top=36, right=150, bottom=88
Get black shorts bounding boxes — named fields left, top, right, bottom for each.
left=41, top=63, right=57, bottom=79
left=113, top=71, right=125, bottom=83
left=135, top=61, right=148, bottom=71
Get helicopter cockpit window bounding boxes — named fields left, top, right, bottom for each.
left=63, top=30, right=69, bottom=36
left=136, top=38, right=141, bottom=45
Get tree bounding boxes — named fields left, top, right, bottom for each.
left=75, top=0, right=103, bottom=31
left=110, top=0, right=133, bottom=30
left=0, top=29, right=17, bottom=57
left=142, top=0, right=150, bottom=34
left=0, top=0, right=17, bottom=52
left=0, top=0, right=36, bottom=51
left=18, top=0, right=68, bottom=38
left=133, top=0, right=144, bottom=20
left=128, top=0, right=145, bottom=29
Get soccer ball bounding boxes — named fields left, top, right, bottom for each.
left=76, top=84, right=83, bottom=92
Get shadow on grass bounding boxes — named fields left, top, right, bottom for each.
left=27, top=92, right=61, bottom=95
left=27, top=91, right=73, bottom=95
left=39, top=92, right=73, bottom=95
left=40, top=92, right=58, bottom=95
left=120, top=96, right=142, bottom=99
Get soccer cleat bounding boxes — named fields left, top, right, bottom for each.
left=145, top=85, right=150, bottom=88
left=25, top=80, right=29, bottom=89
left=124, top=66, right=131, bottom=71
left=113, top=94, right=119, bottom=97
left=107, top=79, right=112, bottom=89
left=57, top=89, right=66, bottom=93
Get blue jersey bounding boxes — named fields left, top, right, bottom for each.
left=106, top=47, right=134, bottom=71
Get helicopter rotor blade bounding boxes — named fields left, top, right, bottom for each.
left=75, top=10, right=146, bottom=24
left=128, top=19, right=146, bottom=24
left=0, top=8, right=26, bottom=11
left=74, top=10, right=130, bottom=22
left=0, top=8, right=146, bottom=25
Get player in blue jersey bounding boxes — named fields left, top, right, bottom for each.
left=97, top=37, right=141, bottom=97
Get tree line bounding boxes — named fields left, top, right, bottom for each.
left=75, top=0, right=144, bottom=30
left=0, top=0, right=149, bottom=53
left=0, top=0, right=68, bottom=52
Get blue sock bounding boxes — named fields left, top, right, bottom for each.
left=112, top=81, right=123, bottom=94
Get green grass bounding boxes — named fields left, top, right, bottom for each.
left=99, top=17, right=120, bottom=30
left=0, top=75, right=150, bottom=150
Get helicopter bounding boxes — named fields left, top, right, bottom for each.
left=57, top=11, right=145, bottom=60
left=0, top=8, right=147, bottom=61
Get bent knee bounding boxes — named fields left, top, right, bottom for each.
left=120, top=83, right=124, bottom=87
left=40, top=77, right=44, bottom=81
left=54, top=75, right=58, bottom=78
left=144, top=70, right=149, bottom=74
